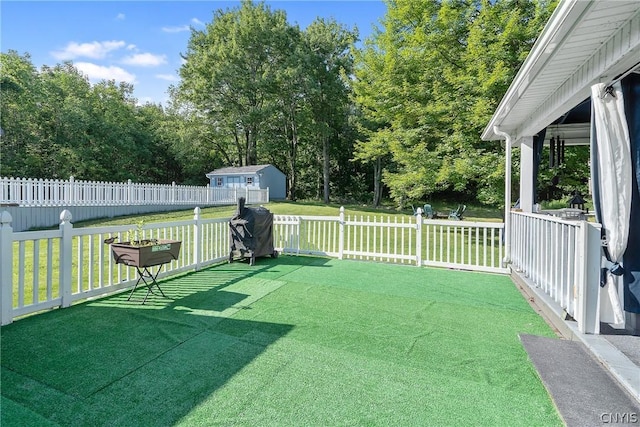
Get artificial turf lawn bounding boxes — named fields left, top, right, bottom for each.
left=1, top=255, right=562, bottom=426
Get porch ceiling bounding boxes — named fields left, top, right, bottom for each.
left=482, top=0, right=640, bottom=144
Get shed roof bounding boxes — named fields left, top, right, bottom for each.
left=206, top=164, right=275, bottom=176
left=481, top=0, right=640, bottom=144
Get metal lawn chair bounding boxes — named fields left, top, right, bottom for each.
left=448, top=204, right=466, bottom=220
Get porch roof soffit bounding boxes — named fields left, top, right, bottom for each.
left=481, top=0, right=640, bottom=144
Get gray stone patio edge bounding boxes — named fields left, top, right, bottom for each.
left=511, top=271, right=640, bottom=405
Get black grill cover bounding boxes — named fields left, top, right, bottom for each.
left=229, top=197, right=275, bottom=264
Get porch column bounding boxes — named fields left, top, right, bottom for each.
left=519, top=136, right=535, bottom=213
left=494, top=127, right=513, bottom=265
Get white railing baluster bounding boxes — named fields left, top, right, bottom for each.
left=47, top=240, right=53, bottom=300
left=390, top=217, right=398, bottom=262
left=18, top=241, right=25, bottom=306
left=394, top=217, right=398, bottom=262
left=32, top=240, right=39, bottom=303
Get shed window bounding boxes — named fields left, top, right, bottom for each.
left=216, top=177, right=223, bottom=186
left=246, top=176, right=254, bottom=185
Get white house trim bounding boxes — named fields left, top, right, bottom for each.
left=482, top=0, right=640, bottom=144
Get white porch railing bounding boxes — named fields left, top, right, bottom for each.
left=0, top=176, right=269, bottom=206
left=0, top=207, right=506, bottom=325
left=510, top=211, right=602, bottom=334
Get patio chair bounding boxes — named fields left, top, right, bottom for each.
left=422, top=204, right=435, bottom=219
left=412, top=204, right=436, bottom=219
left=448, top=204, right=466, bottom=220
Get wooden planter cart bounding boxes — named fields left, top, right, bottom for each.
left=107, top=239, right=181, bottom=304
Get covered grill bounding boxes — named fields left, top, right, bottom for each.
left=228, top=197, right=278, bottom=265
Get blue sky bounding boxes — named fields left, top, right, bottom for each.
left=1, top=1, right=387, bottom=106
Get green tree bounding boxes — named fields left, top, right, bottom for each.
left=163, top=96, right=222, bottom=185
left=353, top=0, right=556, bottom=207
left=303, top=18, right=357, bottom=203
left=1, top=52, right=183, bottom=183
left=178, top=0, right=292, bottom=167
left=352, top=31, right=397, bottom=206
left=134, top=103, right=184, bottom=183
left=255, top=23, right=307, bottom=200
left=1, top=51, right=45, bottom=177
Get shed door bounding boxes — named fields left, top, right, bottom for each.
left=228, top=176, right=242, bottom=188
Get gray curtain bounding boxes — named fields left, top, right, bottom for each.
left=621, top=73, right=640, bottom=313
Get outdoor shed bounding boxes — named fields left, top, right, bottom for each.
left=205, top=164, right=286, bottom=200
left=482, top=0, right=640, bottom=334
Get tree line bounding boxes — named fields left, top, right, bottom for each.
left=1, top=0, right=565, bottom=207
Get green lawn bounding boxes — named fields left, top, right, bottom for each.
left=72, top=200, right=503, bottom=228
left=1, top=255, right=561, bottom=426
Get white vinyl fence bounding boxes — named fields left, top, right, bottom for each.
left=0, top=207, right=506, bottom=325
left=0, top=176, right=269, bottom=207
left=276, top=210, right=505, bottom=273
left=510, top=211, right=602, bottom=334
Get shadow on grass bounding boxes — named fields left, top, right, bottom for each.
left=0, top=255, right=329, bottom=426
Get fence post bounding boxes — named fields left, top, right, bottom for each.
left=69, top=176, right=75, bottom=205
left=172, top=181, right=176, bottom=205
left=59, top=210, right=73, bottom=308
left=296, top=216, right=302, bottom=255
left=575, top=221, right=602, bottom=334
left=0, top=211, right=14, bottom=325
left=339, top=206, right=345, bottom=260
left=416, top=208, right=423, bottom=267
left=193, top=207, right=202, bottom=270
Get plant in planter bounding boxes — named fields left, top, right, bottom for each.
left=124, top=221, right=158, bottom=247
left=104, top=222, right=181, bottom=268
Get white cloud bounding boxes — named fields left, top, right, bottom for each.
left=116, top=13, right=125, bottom=20
left=156, top=74, right=179, bottom=82
left=75, top=62, right=136, bottom=84
left=126, top=44, right=137, bottom=51
left=121, top=53, right=167, bottom=67
left=162, top=25, right=190, bottom=33
left=51, top=40, right=126, bottom=60
left=136, top=96, right=156, bottom=106
left=162, top=18, right=203, bottom=33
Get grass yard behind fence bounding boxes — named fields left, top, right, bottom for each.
left=1, top=255, right=562, bottom=426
